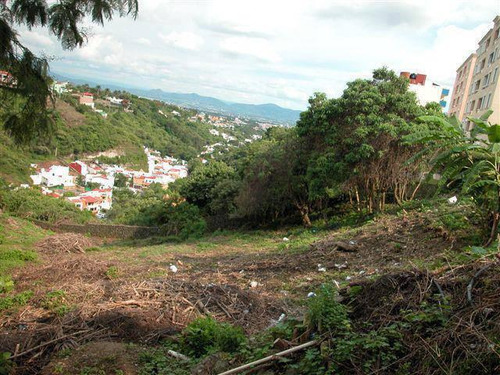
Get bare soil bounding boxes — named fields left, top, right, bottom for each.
left=1, top=210, right=497, bottom=374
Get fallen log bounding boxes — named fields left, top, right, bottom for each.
left=217, top=340, right=318, bottom=375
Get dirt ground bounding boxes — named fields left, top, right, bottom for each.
left=0, top=209, right=493, bottom=374
left=54, top=100, right=87, bottom=128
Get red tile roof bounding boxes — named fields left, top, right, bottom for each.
left=81, top=196, right=100, bottom=204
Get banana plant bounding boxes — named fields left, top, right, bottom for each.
left=406, top=110, right=500, bottom=246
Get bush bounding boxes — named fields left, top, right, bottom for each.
left=160, top=201, right=206, bottom=239
left=0, top=291, right=33, bottom=310
left=181, top=317, right=246, bottom=357
left=0, top=188, right=91, bottom=223
left=306, top=284, right=350, bottom=334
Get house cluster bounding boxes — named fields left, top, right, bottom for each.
left=189, top=112, right=249, bottom=129
left=28, top=147, right=188, bottom=216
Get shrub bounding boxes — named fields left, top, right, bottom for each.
left=0, top=188, right=91, bottom=223
left=0, top=291, right=33, bottom=310
left=306, top=284, right=350, bottom=335
left=181, top=317, right=246, bottom=357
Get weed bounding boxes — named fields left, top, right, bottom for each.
left=42, top=290, right=70, bottom=315
left=85, top=247, right=102, bottom=252
left=0, top=352, right=13, bottom=375
left=0, top=276, right=14, bottom=293
left=0, top=291, right=33, bottom=310
left=181, top=316, right=246, bottom=357
left=306, top=284, right=350, bottom=334
left=138, top=348, right=191, bottom=375
left=196, top=242, right=217, bottom=251
left=105, top=266, right=120, bottom=279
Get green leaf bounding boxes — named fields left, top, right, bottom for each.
left=480, top=109, right=493, bottom=121
left=487, top=124, right=500, bottom=143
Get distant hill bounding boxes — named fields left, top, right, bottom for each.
left=52, top=74, right=302, bottom=125
left=132, top=89, right=302, bottom=125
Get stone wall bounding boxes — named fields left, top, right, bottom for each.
left=33, top=220, right=161, bottom=239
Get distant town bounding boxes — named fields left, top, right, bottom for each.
left=28, top=147, right=188, bottom=218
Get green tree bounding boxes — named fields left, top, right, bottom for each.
left=1, top=0, right=138, bottom=143
left=406, top=110, right=500, bottom=246
left=236, top=127, right=312, bottom=226
left=114, top=172, right=128, bottom=188
left=175, top=160, right=238, bottom=217
left=297, top=67, right=436, bottom=212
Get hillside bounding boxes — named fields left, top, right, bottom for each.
left=130, top=89, right=302, bottom=125
left=0, top=85, right=262, bottom=184
left=0, top=200, right=498, bottom=374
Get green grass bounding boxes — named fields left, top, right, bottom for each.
left=0, top=214, right=47, bottom=278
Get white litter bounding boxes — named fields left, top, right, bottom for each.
left=448, top=196, right=457, bottom=204
left=283, top=237, right=290, bottom=241
left=307, top=292, right=316, bottom=298
left=317, top=264, right=326, bottom=272
left=250, top=281, right=259, bottom=288
left=345, top=276, right=352, bottom=281
left=348, top=240, right=357, bottom=245
left=169, top=265, right=178, bottom=273
left=333, top=280, right=340, bottom=289
left=277, top=313, right=286, bottom=322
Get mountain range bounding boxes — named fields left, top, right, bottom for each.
left=131, top=89, right=302, bottom=125
left=53, top=73, right=302, bottom=125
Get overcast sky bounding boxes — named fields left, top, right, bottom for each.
left=20, top=0, right=500, bottom=110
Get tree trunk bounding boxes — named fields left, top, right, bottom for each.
left=355, top=187, right=361, bottom=211
left=296, top=203, right=312, bottom=228
left=484, top=211, right=499, bottom=247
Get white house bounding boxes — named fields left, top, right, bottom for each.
left=85, top=174, right=114, bottom=189
left=106, top=96, right=123, bottom=105
left=33, top=166, right=75, bottom=187
left=52, top=81, right=69, bottom=95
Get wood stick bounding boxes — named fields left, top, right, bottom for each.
left=217, top=340, right=318, bottom=375
left=167, top=349, right=190, bottom=361
left=10, top=329, right=91, bottom=359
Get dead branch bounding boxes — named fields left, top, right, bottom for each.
left=217, top=340, right=318, bottom=375
left=467, top=264, right=493, bottom=306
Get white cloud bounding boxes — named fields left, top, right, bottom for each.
left=220, top=37, right=280, bottom=63
left=18, top=0, right=500, bottom=109
left=19, top=30, right=54, bottom=48
left=135, top=37, right=152, bottom=46
left=159, top=32, right=203, bottom=51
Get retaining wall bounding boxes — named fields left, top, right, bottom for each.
left=33, top=220, right=161, bottom=239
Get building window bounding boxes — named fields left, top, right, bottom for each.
left=488, top=52, right=494, bottom=65
left=471, top=100, right=476, bottom=111
left=483, top=73, right=491, bottom=87
left=493, top=67, right=499, bottom=82
left=486, top=93, right=492, bottom=109
left=474, top=80, right=480, bottom=92
left=477, top=97, right=483, bottom=110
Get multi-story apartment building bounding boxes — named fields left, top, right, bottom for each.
left=451, top=16, right=500, bottom=130
left=448, top=53, right=477, bottom=120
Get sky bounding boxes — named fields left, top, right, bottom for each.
left=19, top=0, right=500, bottom=110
